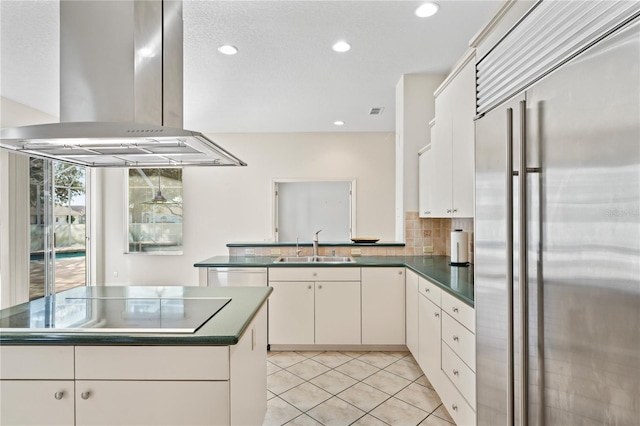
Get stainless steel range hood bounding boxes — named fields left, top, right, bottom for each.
left=0, top=122, right=246, bottom=167
left=0, top=0, right=246, bottom=167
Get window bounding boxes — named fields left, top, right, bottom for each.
left=127, top=168, right=183, bottom=254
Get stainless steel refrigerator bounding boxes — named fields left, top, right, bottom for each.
left=475, top=13, right=640, bottom=426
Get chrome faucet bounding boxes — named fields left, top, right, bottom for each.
left=313, top=230, right=322, bottom=258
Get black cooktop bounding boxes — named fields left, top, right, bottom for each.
left=0, top=286, right=231, bottom=334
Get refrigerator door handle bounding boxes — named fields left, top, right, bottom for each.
left=506, top=107, right=515, bottom=426
left=519, top=99, right=529, bottom=426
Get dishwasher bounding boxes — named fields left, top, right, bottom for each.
left=207, top=267, right=268, bottom=287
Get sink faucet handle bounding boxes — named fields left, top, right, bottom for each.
left=314, top=229, right=322, bottom=241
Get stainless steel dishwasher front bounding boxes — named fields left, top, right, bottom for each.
left=207, top=267, right=268, bottom=287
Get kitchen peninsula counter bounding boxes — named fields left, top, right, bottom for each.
left=0, top=286, right=271, bottom=426
left=194, top=255, right=474, bottom=307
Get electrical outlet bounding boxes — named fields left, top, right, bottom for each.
left=113, top=271, right=118, bottom=277
left=270, top=248, right=281, bottom=256
left=351, top=248, right=361, bottom=256
left=423, top=246, right=434, bottom=254
left=244, top=248, right=255, bottom=256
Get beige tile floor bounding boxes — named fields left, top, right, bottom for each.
left=264, top=351, right=456, bottom=426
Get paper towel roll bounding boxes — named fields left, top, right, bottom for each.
left=450, top=229, right=469, bottom=265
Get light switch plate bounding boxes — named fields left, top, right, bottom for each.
left=244, top=248, right=255, bottom=256
left=423, top=246, right=434, bottom=254
left=351, top=248, right=361, bottom=255
left=270, top=248, right=281, bottom=255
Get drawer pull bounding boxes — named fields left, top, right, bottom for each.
left=425, top=288, right=430, bottom=293
left=452, top=404, right=458, bottom=411
left=313, top=272, right=317, bottom=277
left=81, top=392, right=91, bottom=400
left=399, top=270, right=403, bottom=275
left=54, top=391, right=64, bottom=400
left=453, top=307, right=459, bottom=313
left=453, top=369, right=459, bottom=376
left=434, top=312, right=440, bottom=318
left=308, top=285, right=312, bottom=289
left=318, top=285, right=323, bottom=289
left=453, top=335, right=459, bottom=342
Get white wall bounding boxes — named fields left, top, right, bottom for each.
left=395, top=74, right=446, bottom=240
left=0, top=97, right=58, bottom=307
left=102, top=132, right=395, bottom=286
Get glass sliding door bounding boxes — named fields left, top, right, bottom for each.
left=29, top=158, right=87, bottom=300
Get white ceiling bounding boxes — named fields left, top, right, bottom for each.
left=1, top=0, right=501, bottom=133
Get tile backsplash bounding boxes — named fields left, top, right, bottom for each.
left=228, top=212, right=474, bottom=262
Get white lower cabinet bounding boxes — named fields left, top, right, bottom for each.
left=361, top=267, right=405, bottom=345
left=0, top=305, right=268, bottom=426
left=75, top=380, right=229, bottom=426
left=268, top=281, right=315, bottom=344
left=0, top=380, right=75, bottom=426
left=418, top=291, right=441, bottom=389
left=410, top=276, right=476, bottom=426
left=268, top=267, right=361, bottom=346
left=405, top=269, right=419, bottom=356
left=315, top=281, right=361, bottom=344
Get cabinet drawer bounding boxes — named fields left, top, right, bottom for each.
left=418, top=276, right=441, bottom=306
left=442, top=342, right=476, bottom=409
left=441, top=290, right=475, bottom=332
left=269, top=267, right=360, bottom=282
left=0, top=346, right=74, bottom=379
left=438, top=373, right=476, bottom=426
left=75, top=346, right=229, bottom=380
left=442, top=313, right=475, bottom=371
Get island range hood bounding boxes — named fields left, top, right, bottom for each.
left=0, top=0, right=246, bottom=167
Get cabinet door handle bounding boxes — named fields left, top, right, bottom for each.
left=434, top=312, right=440, bottom=318
left=447, top=209, right=452, bottom=213
left=424, top=211, right=431, bottom=215
left=81, top=391, right=91, bottom=400
left=453, top=335, right=459, bottom=342
left=398, top=271, right=403, bottom=275
left=425, top=288, right=430, bottom=293
left=453, top=208, right=458, bottom=213
left=54, top=391, right=64, bottom=400
left=453, top=307, right=459, bottom=313
left=453, top=369, right=459, bottom=376
left=318, top=285, right=323, bottom=289
left=452, top=404, right=458, bottom=411
left=308, top=285, right=312, bottom=290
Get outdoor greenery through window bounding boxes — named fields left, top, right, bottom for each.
left=128, top=168, right=183, bottom=254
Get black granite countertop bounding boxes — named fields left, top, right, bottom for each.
left=194, top=255, right=474, bottom=307
left=0, top=286, right=272, bottom=345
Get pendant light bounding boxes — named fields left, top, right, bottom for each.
left=150, top=169, right=167, bottom=203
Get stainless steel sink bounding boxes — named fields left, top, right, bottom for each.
left=275, top=256, right=355, bottom=263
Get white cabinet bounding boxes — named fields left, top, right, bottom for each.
left=361, top=267, right=406, bottom=345
left=0, top=305, right=268, bottom=426
left=419, top=122, right=437, bottom=218
left=0, top=345, right=75, bottom=426
left=268, top=267, right=361, bottom=346
left=1, top=380, right=75, bottom=426
left=427, top=53, right=475, bottom=218
left=268, top=281, right=315, bottom=344
left=405, top=269, right=419, bottom=356
left=75, top=381, right=229, bottom=426
left=315, top=281, right=361, bottom=344
left=418, top=278, right=442, bottom=389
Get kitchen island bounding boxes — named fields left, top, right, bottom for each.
left=0, top=286, right=272, bottom=426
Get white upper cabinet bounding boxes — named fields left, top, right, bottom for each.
left=421, top=52, right=476, bottom=218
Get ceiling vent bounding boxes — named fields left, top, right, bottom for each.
left=369, top=107, right=385, bottom=116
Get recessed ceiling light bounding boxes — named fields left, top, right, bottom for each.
left=332, top=41, right=351, bottom=53
left=334, top=120, right=345, bottom=126
left=415, top=2, right=439, bottom=18
left=218, top=45, right=238, bottom=55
